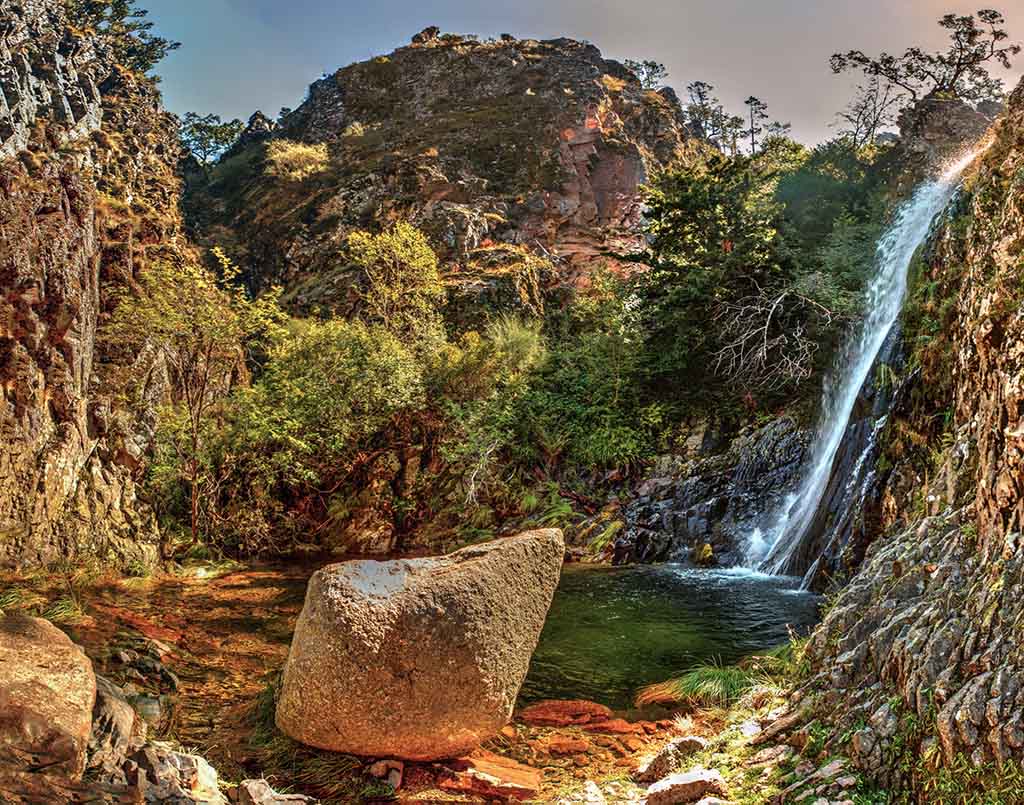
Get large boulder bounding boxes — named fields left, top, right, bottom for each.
left=0, top=616, right=97, bottom=779
left=276, top=529, right=565, bottom=759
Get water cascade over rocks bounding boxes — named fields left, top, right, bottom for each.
left=748, top=149, right=982, bottom=586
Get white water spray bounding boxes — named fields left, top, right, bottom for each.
left=748, top=149, right=981, bottom=578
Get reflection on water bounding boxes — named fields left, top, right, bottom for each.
left=520, top=564, right=821, bottom=709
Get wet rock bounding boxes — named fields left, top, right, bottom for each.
left=633, top=736, right=708, bottom=783
left=0, top=616, right=96, bottom=779
left=277, top=530, right=564, bottom=759
left=618, top=418, right=808, bottom=565
left=644, top=768, right=727, bottom=805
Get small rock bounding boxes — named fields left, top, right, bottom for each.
left=235, top=779, right=315, bottom=804
left=548, top=736, right=590, bottom=755
left=633, top=737, right=708, bottom=784
left=623, top=736, right=646, bottom=752
left=519, top=700, right=613, bottom=727
left=645, top=768, right=727, bottom=805
left=583, top=718, right=640, bottom=735
left=87, top=675, right=144, bottom=782
left=441, top=750, right=541, bottom=802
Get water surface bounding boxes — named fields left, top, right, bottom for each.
left=520, top=564, right=820, bottom=709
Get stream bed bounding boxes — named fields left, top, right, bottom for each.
left=520, top=564, right=821, bottom=709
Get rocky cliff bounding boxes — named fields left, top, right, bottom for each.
left=789, top=77, right=1024, bottom=794
left=0, top=0, right=183, bottom=569
left=190, top=29, right=696, bottom=315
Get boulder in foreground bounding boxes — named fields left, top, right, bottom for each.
left=276, top=529, right=564, bottom=759
left=0, top=615, right=96, bottom=779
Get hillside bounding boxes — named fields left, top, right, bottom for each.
left=190, top=29, right=696, bottom=318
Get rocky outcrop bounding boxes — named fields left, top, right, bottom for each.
left=791, top=77, right=1024, bottom=792
left=0, top=615, right=96, bottom=778
left=276, top=529, right=565, bottom=760
left=192, top=33, right=695, bottom=316
left=616, top=418, right=808, bottom=566
left=0, top=0, right=184, bottom=569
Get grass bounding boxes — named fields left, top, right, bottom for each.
left=248, top=678, right=394, bottom=804
left=636, top=638, right=810, bottom=708
left=636, top=661, right=760, bottom=708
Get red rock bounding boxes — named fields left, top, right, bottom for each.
left=500, top=725, right=518, bottom=739
left=547, top=736, right=590, bottom=755
left=441, top=750, right=541, bottom=802
left=623, top=736, right=645, bottom=752
left=641, top=721, right=659, bottom=734
left=582, top=718, right=640, bottom=735
left=518, top=700, right=613, bottom=727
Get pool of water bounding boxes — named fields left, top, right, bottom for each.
left=519, top=564, right=821, bottom=710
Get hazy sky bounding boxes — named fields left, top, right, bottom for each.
left=144, top=0, right=1023, bottom=144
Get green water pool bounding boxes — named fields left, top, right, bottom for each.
left=519, top=564, right=821, bottom=710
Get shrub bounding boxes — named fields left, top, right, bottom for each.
left=266, top=140, right=330, bottom=182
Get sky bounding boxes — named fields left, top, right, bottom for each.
left=144, top=0, right=1023, bottom=145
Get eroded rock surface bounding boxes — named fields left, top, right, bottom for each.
left=0, top=615, right=96, bottom=778
left=0, top=0, right=184, bottom=569
left=277, top=529, right=565, bottom=759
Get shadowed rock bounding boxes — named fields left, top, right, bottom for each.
left=0, top=616, right=96, bottom=779
left=276, top=530, right=565, bottom=759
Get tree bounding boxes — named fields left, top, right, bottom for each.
left=346, top=222, right=446, bottom=345
left=831, top=9, right=1021, bottom=104
left=624, top=59, right=669, bottom=90
left=65, top=0, right=180, bottom=73
left=744, top=96, right=769, bottom=154
left=685, top=81, right=717, bottom=139
left=835, top=77, right=905, bottom=147
left=103, top=250, right=283, bottom=549
left=180, top=113, right=244, bottom=168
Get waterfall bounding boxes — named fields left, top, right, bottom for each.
left=746, top=149, right=980, bottom=584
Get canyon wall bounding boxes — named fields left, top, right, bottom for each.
left=0, top=0, right=182, bottom=568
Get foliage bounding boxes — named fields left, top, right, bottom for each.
left=104, top=250, right=284, bottom=547
left=265, top=140, right=331, bottom=182
left=65, top=0, right=180, bottom=73
left=623, top=59, right=669, bottom=89
left=831, top=9, right=1021, bottom=104
left=346, top=222, right=446, bottom=344
left=509, top=272, right=662, bottom=471
left=180, top=112, right=244, bottom=167
left=636, top=135, right=889, bottom=409
left=635, top=661, right=760, bottom=708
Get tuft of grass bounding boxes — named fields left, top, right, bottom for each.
left=0, top=587, right=48, bottom=615
left=42, top=595, right=86, bottom=626
left=636, top=661, right=759, bottom=708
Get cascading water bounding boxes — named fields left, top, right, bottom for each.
left=746, top=149, right=981, bottom=585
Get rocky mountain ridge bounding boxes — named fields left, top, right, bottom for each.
left=191, top=28, right=697, bottom=318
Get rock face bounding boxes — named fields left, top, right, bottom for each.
left=793, top=77, right=1024, bottom=789
left=0, top=0, right=184, bottom=569
left=616, top=418, right=809, bottom=565
left=276, top=529, right=565, bottom=759
left=0, top=615, right=97, bottom=778
left=193, top=33, right=695, bottom=313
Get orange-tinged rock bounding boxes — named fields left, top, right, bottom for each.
left=582, top=718, right=641, bottom=735
left=623, top=736, right=646, bottom=752
left=441, top=750, right=541, bottom=801
left=518, top=699, right=612, bottom=727
left=547, top=736, right=590, bottom=755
